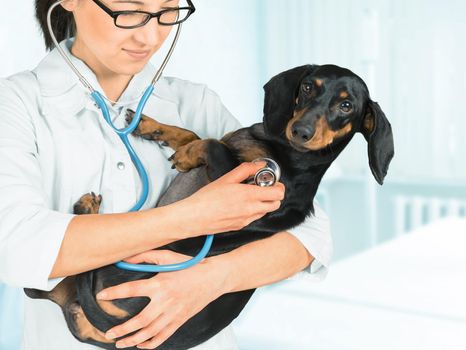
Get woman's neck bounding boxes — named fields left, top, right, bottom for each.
left=71, top=40, right=132, bottom=103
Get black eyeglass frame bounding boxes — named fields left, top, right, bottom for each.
left=92, top=0, right=196, bottom=29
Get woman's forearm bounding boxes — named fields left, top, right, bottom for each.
left=49, top=203, right=189, bottom=279
left=210, top=232, right=314, bottom=293
left=49, top=162, right=284, bottom=280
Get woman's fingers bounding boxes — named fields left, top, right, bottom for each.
left=96, top=279, right=156, bottom=300
left=124, top=250, right=192, bottom=265
left=105, top=304, right=163, bottom=342
left=181, top=162, right=286, bottom=236
left=260, top=200, right=282, bottom=213
left=216, top=161, right=266, bottom=184
left=115, top=313, right=172, bottom=349
left=251, top=183, right=285, bottom=201
left=136, top=322, right=179, bottom=349
left=123, top=250, right=163, bottom=264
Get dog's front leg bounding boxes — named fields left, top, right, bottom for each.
left=125, top=109, right=200, bottom=150
left=168, top=139, right=240, bottom=179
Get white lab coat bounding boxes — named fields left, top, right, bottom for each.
left=0, top=38, right=332, bottom=350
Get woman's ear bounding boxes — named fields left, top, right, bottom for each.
left=60, top=0, right=78, bottom=12
left=263, top=64, right=317, bottom=138
left=362, top=100, right=394, bottom=185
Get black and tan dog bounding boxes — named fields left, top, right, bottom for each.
left=25, top=64, right=394, bottom=349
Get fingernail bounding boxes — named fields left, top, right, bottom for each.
left=115, top=341, right=125, bottom=348
left=105, top=331, right=115, bottom=340
left=96, top=292, right=106, bottom=299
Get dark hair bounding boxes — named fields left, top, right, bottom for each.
left=35, top=0, right=76, bottom=50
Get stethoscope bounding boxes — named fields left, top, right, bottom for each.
left=47, top=0, right=281, bottom=273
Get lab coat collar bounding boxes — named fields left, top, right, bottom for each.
left=33, top=38, right=176, bottom=115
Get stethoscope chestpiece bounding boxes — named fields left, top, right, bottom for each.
left=247, top=157, right=281, bottom=187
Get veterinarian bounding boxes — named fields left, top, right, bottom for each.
left=0, top=0, right=331, bottom=349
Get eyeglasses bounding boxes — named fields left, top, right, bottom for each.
left=92, top=0, right=196, bottom=29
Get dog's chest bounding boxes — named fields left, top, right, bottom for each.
left=222, top=124, right=271, bottom=162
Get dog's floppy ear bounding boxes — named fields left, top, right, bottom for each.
left=263, top=64, right=317, bottom=137
left=362, top=100, right=394, bottom=185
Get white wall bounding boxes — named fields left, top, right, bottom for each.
left=3, top=1, right=466, bottom=181
left=0, top=1, right=262, bottom=127
left=0, top=2, right=46, bottom=75
left=158, top=0, right=263, bottom=125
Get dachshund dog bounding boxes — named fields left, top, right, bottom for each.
left=25, top=64, right=394, bottom=349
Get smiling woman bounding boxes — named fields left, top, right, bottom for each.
left=48, top=0, right=177, bottom=100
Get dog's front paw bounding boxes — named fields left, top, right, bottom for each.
left=73, top=192, right=102, bottom=215
left=125, top=109, right=165, bottom=143
left=168, top=140, right=206, bottom=172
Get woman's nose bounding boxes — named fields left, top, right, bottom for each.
left=132, top=18, right=164, bottom=47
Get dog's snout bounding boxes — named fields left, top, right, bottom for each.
left=291, top=124, right=314, bottom=142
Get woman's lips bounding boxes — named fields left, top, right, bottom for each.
left=123, top=49, right=151, bottom=60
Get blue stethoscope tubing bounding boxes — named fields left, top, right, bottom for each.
left=90, top=89, right=153, bottom=212
left=47, top=0, right=213, bottom=273
left=92, top=88, right=214, bottom=273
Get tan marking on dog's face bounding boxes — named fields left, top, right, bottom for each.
left=340, top=91, right=349, bottom=98
left=285, top=108, right=308, bottom=141
left=97, top=299, right=129, bottom=319
left=315, top=79, right=323, bottom=87
left=304, top=117, right=353, bottom=150
left=72, top=304, right=115, bottom=344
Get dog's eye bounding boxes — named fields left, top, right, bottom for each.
left=301, top=83, right=312, bottom=94
left=340, top=101, right=353, bottom=113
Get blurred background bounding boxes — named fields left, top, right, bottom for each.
left=1, top=0, right=465, bottom=349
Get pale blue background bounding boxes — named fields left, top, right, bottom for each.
left=1, top=1, right=465, bottom=349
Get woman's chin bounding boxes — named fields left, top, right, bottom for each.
left=113, top=60, right=148, bottom=76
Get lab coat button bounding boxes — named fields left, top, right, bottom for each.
left=117, top=161, right=125, bottom=170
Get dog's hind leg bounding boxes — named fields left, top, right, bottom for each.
left=23, top=191, right=102, bottom=303
left=73, top=192, right=102, bottom=215
left=25, top=278, right=116, bottom=346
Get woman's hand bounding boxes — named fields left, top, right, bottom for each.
left=176, top=161, right=285, bottom=238
left=96, top=250, right=228, bottom=349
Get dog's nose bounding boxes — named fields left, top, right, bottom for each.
left=291, top=124, right=314, bottom=142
